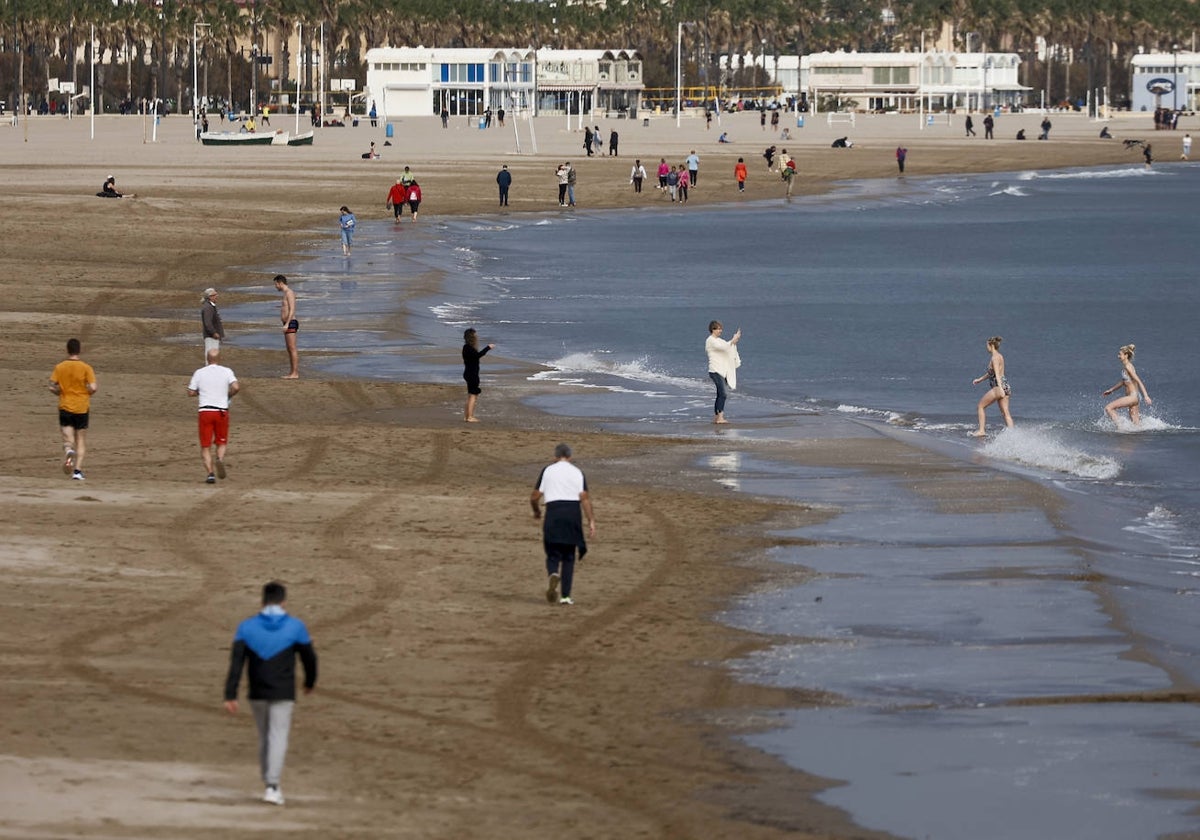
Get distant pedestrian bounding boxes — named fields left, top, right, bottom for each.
left=496, top=165, right=512, bottom=206
left=983, top=113, right=994, bottom=139
left=530, top=443, right=595, bottom=606
left=498, top=107, right=506, bottom=126
left=387, top=179, right=408, bottom=220
left=970, top=335, right=1013, bottom=436
left=686, top=149, right=700, bottom=186
left=608, top=129, right=619, bottom=156
left=338, top=205, right=356, bottom=255
left=735, top=157, right=748, bottom=192
left=630, top=159, right=646, bottom=193
left=440, top=108, right=449, bottom=128
left=1182, top=133, right=1192, bottom=160
left=1103, top=343, right=1152, bottom=425
left=1039, top=117, right=1052, bottom=140
left=187, top=348, right=239, bottom=484
left=896, top=146, right=907, bottom=174
left=763, top=145, right=776, bottom=170
left=678, top=166, right=690, bottom=203
left=770, top=110, right=780, bottom=131
left=566, top=164, right=577, bottom=207
left=666, top=165, right=679, bottom=201
left=705, top=109, right=713, bottom=129
left=400, top=166, right=416, bottom=188
left=1143, top=143, right=1154, bottom=167
left=657, top=158, right=670, bottom=190
left=223, top=581, right=318, bottom=807
left=462, top=328, right=494, bottom=422
left=406, top=182, right=422, bottom=220
left=584, top=126, right=594, bottom=157
left=201, top=287, right=225, bottom=359
left=760, top=109, right=766, bottom=130
left=49, top=337, right=97, bottom=481
left=368, top=100, right=377, bottom=127
left=965, top=114, right=976, bottom=137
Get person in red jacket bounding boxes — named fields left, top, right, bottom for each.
left=386, top=179, right=408, bottom=220
left=406, top=181, right=422, bottom=221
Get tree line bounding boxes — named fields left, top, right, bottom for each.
left=2, top=0, right=1195, bottom=112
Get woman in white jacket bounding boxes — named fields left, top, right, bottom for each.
left=705, top=320, right=742, bottom=424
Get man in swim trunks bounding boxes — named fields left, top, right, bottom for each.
left=274, top=274, right=299, bottom=379
left=187, top=348, right=240, bottom=484
left=49, top=337, right=97, bottom=481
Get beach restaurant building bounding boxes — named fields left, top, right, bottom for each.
left=364, top=47, right=644, bottom=118
left=1130, top=52, right=1200, bottom=112
left=735, top=50, right=1028, bottom=112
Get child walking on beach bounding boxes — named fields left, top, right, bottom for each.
left=338, top=206, right=356, bottom=255
left=734, top=158, right=748, bottom=192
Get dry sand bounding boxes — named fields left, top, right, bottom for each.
left=0, top=109, right=1168, bottom=839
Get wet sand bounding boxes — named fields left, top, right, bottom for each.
left=0, top=110, right=1170, bottom=838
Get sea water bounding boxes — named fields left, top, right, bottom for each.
left=234, top=163, right=1200, bottom=838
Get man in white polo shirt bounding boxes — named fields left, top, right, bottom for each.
left=187, top=348, right=240, bottom=485
left=530, top=443, right=596, bottom=606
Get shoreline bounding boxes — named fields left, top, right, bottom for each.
left=0, top=115, right=1161, bottom=838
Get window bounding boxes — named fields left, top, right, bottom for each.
left=814, top=66, right=862, bottom=75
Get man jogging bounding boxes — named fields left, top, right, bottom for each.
left=49, top=337, right=97, bottom=481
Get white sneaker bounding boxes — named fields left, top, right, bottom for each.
left=559, top=596, right=574, bottom=606
left=262, top=786, right=285, bottom=805
left=546, top=573, right=560, bottom=604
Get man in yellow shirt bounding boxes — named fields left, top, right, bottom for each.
left=49, top=338, right=98, bottom=480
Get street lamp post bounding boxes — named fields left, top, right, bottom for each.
left=193, top=22, right=210, bottom=122
left=1173, top=43, right=1180, bottom=112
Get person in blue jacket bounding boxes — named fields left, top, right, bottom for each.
left=223, top=581, right=318, bottom=806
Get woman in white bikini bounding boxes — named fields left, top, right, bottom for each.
left=1103, top=344, right=1152, bottom=425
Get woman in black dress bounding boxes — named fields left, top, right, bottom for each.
left=462, top=328, right=494, bottom=422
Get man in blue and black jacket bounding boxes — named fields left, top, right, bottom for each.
left=223, top=581, right=318, bottom=806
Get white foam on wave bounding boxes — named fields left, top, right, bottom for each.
left=1123, top=505, right=1200, bottom=561
left=835, top=403, right=906, bottom=424
left=1016, top=167, right=1158, bottom=182
left=1091, top=414, right=1191, bottom=434
left=989, top=185, right=1029, bottom=197
left=979, top=426, right=1122, bottom=480
left=427, top=302, right=478, bottom=324
left=529, top=351, right=698, bottom=392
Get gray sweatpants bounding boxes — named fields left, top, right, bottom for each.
left=250, top=699, right=294, bottom=786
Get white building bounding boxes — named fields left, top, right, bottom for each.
left=729, top=50, right=1029, bottom=112
left=364, top=47, right=644, bottom=118
left=1130, top=52, right=1199, bottom=112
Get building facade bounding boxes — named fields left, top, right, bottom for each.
left=729, top=50, right=1029, bottom=112
left=364, top=47, right=643, bottom=118
left=1130, top=52, right=1199, bottom=112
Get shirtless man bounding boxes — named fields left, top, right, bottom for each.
left=274, top=275, right=299, bottom=379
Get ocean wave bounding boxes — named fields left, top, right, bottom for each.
left=1092, top=414, right=1192, bottom=434
left=1016, top=167, right=1158, bottom=182
left=978, top=426, right=1122, bottom=480
left=530, top=351, right=698, bottom=391
left=835, top=403, right=906, bottom=424
left=989, top=185, right=1030, bottom=197
left=428, top=302, right=479, bottom=324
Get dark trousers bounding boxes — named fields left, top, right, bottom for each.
left=545, top=543, right=577, bottom=597
left=558, top=184, right=567, bottom=205
left=689, top=168, right=698, bottom=186
left=709, top=371, right=728, bottom=415
left=499, top=185, right=509, bottom=206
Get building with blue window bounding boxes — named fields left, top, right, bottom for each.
left=365, top=47, right=642, bottom=118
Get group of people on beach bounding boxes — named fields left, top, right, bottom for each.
left=700, top=323, right=1153, bottom=435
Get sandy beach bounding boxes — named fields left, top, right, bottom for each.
left=0, top=108, right=1174, bottom=838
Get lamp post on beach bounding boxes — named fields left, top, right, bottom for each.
left=676, top=20, right=696, bottom=127
left=192, top=22, right=210, bottom=123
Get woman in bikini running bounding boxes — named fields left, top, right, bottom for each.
left=1102, top=344, right=1152, bottom=425
left=970, top=335, right=1013, bottom=437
